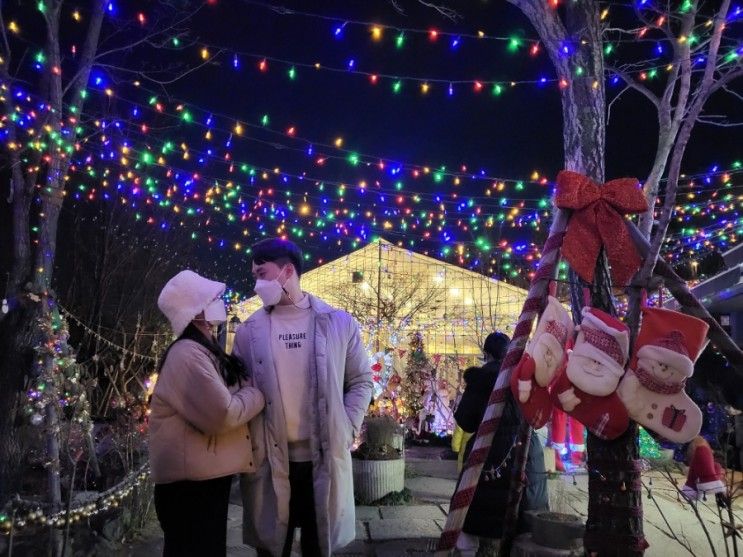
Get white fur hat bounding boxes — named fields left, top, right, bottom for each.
left=157, top=270, right=225, bottom=336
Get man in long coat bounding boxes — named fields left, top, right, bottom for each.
left=233, top=238, right=372, bottom=556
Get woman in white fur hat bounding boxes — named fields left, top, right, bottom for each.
left=149, top=270, right=265, bottom=557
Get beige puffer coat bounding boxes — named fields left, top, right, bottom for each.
left=149, top=339, right=265, bottom=484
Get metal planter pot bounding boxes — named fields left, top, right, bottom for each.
left=352, top=458, right=405, bottom=504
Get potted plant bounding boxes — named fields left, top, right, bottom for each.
left=351, top=415, right=405, bottom=504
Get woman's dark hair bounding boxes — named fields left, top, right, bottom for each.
left=159, top=323, right=248, bottom=387
left=251, top=237, right=303, bottom=278
left=483, top=332, right=510, bottom=361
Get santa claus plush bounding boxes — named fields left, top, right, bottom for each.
left=550, top=307, right=630, bottom=440
left=682, top=436, right=726, bottom=500
left=551, top=409, right=585, bottom=471
left=617, top=307, right=709, bottom=444
left=510, top=295, right=573, bottom=429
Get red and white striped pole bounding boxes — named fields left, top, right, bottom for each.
left=435, top=209, right=568, bottom=555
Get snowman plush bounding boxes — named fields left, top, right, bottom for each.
left=510, top=295, right=573, bottom=428
left=617, top=307, right=709, bottom=444
left=550, top=306, right=630, bottom=440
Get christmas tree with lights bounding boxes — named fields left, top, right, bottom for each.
left=401, top=331, right=431, bottom=420
left=638, top=427, right=662, bottom=460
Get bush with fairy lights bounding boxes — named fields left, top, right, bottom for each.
left=0, top=305, right=154, bottom=550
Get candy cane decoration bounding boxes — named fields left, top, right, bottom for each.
left=435, top=209, right=569, bottom=555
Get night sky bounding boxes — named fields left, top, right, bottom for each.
left=1, top=0, right=741, bottom=296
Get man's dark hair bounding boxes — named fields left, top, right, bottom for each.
left=251, top=238, right=303, bottom=278
left=483, top=332, right=510, bottom=361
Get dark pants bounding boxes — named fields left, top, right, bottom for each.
left=154, top=475, right=233, bottom=557
left=257, top=461, right=321, bottom=557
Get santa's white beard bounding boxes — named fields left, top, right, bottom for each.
left=531, top=340, right=562, bottom=387
left=566, top=354, right=620, bottom=396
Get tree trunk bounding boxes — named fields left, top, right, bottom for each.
left=561, top=3, right=645, bottom=554
left=501, top=1, right=644, bottom=553
left=44, top=391, right=63, bottom=557
left=7, top=137, right=35, bottom=295
left=585, top=423, right=646, bottom=556
left=34, top=0, right=105, bottom=293
left=0, top=0, right=106, bottom=516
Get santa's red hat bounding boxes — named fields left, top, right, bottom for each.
left=571, top=307, right=630, bottom=378
left=633, top=307, right=709, bottom=376
left=683, top=440, right=726, bottom=499
left=528, top=295, right=573, bottom=359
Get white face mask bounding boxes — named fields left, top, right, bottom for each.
left=254, top=267, right=287, bottom=307
left=203, top=298, right=227, bottom=325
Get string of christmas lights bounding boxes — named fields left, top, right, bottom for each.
left=11, top=79, right=740, bottom=202
left=241, top=0, right=540, bottom=46
left=154, top=43, right=743, bottom=100
left=0, top=464, right=150, bottom=534
left=0, top=130, right=740, bottom=288
left=1, top=80, right=743, bottom=280
left=58, top=305, right=161, bottom=362
left=4, top=77, right=740, bottom=203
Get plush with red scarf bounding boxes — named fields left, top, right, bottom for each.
left=510, top=295, right=573, bottom=428
left=617, top=307, right=709, bottom=444
left=550, top=307, right=630, bottom=440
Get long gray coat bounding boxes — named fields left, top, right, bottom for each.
left=233, top=294, right=372, bottom=555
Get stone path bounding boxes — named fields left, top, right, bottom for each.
left=124, top=446, right=457, bottom=556
left=122, top=446, right=743, bottom=556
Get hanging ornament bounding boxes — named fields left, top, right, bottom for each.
left=617, top=307, right=709, bottom=443
left=551, top=306, right=631, bottom=440
left=30, top=413, right=43, bottom=426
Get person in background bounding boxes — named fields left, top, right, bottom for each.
left=150, top=270, right=265, bottom=557
left=451, top=423, right=473, bottom=473
left=233, top=238, right=373, bottom=556
left=451, top=380, right=473, bottom=473
left=452, top=332, right=549, bottom=556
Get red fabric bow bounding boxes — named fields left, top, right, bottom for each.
left=554, top=170, right=648, bottom=286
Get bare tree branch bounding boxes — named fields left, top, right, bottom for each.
left=0, top=0, right=12, bottom=63
left=397, top=1, right=462, bottom=21
left=706, top=65, right=743, bottom=97
left=638, top=0, right=734, bottom=288
left=96, top=52, right=223, bottom=86
left=696, top=117, right=743, bottom=127
left=607, top=85, right=631, bottom=124
left=608, top=67, right=660, bottom=107
left=93, top=5, right=201, bottom=62
left=721, top=83, right=743, bottom=102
